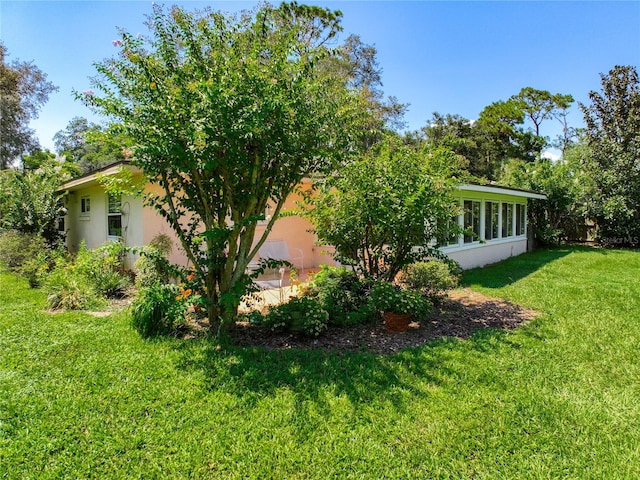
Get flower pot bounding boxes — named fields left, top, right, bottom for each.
left=383, top=311, right=412, bottom=333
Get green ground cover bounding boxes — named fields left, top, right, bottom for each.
left=1, top=246, right=639, bottom=478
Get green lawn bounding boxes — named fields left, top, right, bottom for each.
left=2, top=246, right=640, bottom=478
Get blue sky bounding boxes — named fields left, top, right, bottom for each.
left=2, top=1, right=639, bottom=156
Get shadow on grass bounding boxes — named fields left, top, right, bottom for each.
left=168, top=247, right=577, bottom=422
left=171, top=324, right=528, bottom=421
left=461, top=246, right=580, bottom=289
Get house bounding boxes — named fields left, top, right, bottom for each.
left=58, top=162, right=546, bottom=273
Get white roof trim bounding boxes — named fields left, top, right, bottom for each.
left=457, top=183, right=546, bottom=200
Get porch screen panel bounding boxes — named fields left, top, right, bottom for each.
left=516, top=204, right=526, bottom=236
left=464, top=200, right=480, bottom=243
left=485, top=202, right=499, bottom=240
left=502, top=202, right=514, bottom=237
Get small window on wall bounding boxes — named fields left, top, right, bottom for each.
left=107, top=194, right=122, bottom=238
left=80, top=196, right=90, bottom=216
left=57, top=216, right=65, bottom=233
left=463, top=200, right=480, bottom=243
left=485, top=202, right=500, bottom=240
left=502, top=202, right=514, bottom=237
left=516, top=204, right=526, bottom=236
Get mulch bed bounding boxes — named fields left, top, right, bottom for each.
left=224, top=288, right=539, bottom=355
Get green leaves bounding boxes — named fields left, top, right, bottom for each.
left=83, top=3, right=364, bottom=332
left=305, top=136, right=458, bottom=281
left=0, top=161, right=67, bottom=246
left=580, top=66, right=640, bottom=245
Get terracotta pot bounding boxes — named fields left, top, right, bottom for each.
left=383, top=311, right=412, bottom=333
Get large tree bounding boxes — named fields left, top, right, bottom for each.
left=513, top=87, right=574, bottom=138
left=580, top=65, right=640, bottom=245
left=0, top=43, right=58, bottom=169
left=421, top=87, right=574, bottom=181
left=321, top=34, right=408, bottom=149
left=54, top=117, right=131, bottom=175
left=82, top=3, right=366, bottom=334
left=500, top=154, right=586, bottom=245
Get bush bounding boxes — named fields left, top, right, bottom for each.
left=131, top=283, right=187, bottom=337
left=134, top=235, right=173, bottom=289
left=74, top=241, right=131, bottom=298
left=369, top=281, right=432, bottom=319
left=400, top=260, right=459, bottom=302
left=308, top=265, right=374, bottom=326
left=41, top=241, right=132, bottom=310
left=44, top=261, right=103, bottom=310
left=0, top=231, right=57, bottom=288
left=20, top=253, right=51, bottom=288
left=263, top=296, right=329, bottom=337
left=0, top=231, right=48, bottom=272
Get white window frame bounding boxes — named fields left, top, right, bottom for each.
left=516, top=203, right=526, bottom=236
left=502, top=202, right=514, bottom=238
left=107, top=194, right=123, bottom=241
left=484, top=201, right=500, bottom=240
left=80, top=196, right=91, bottom=218
left=256, top=202, right=274, bottom=226
left=463, top=199, right=481, bottom=244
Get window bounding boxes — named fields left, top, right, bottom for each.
left=502, top=202, right=514, bottom=237
left=463, top=200, right=480, bottom=243
left=107, top=194, right=122, bottom=238
left=446, top=214, right=460, bottom=246
left=516, top=204, right=526, bottom=236
left=485, top=202, right=500, bottom=240
left=80, top=196, right=90, bottom=216
left=57, top=216, right=65, bottom=233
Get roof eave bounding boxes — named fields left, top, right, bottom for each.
left=457, top=183, right=547, bottom=200
left=58, top=161, right=143, bottom=192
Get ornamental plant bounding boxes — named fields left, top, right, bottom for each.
left=263, top=296, right=329, bottom=338
left=400, top=260, right=459, bottom=303
left=368, top=281, right=432, bottom=319
left=131, top=283, right=187, bottom=338
left=306, top=265, right=374, bottom=326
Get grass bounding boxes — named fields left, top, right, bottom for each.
left=2, top=245, right=640, bottom=478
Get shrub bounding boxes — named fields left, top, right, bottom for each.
left=42, top=241, right=132, bottom=310
left=44, top=262, right=102, bottom=311
left=263, top=296, right=329, bottom=337
left=134, top=235, right=174, bottom=289
left=74, top=241, right=131, bottom=298
left=400, top=260, right=459, bottom=302
left=308, top=265, right=374, bottom=326
left=369, top=281, right=432, bottom=319
left=131, top=283, right=187, bottom=337
left=20, top=253, right=51, bottom=288
left=0, top=231, right=48, bottom=272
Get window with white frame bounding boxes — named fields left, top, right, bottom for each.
left=484, top=201, right=500, bottom=240
left=502, top=202, right=514, bottom=237
left=516, top=203, right=526, bottom=236
left=107, top=194, right=122, bottom=238
left=463, top=200, right=480, bottom=243
left=445, top=214, right=460, bottom=246
left=80, top=196, right=90, bottom=217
